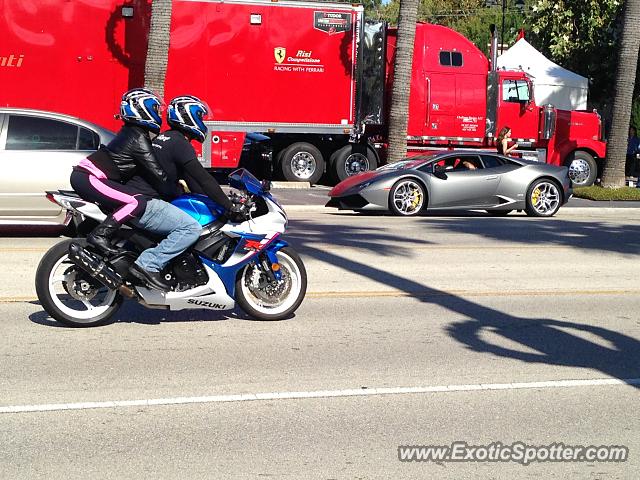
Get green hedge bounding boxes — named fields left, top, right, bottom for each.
left=573, top=186, right=640, bottom=201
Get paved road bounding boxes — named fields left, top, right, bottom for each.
left=1, top=209, right=639, bottom=478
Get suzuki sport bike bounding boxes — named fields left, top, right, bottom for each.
left=35, top=169, right=307, bottom=326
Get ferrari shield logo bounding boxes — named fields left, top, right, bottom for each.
left=274, top=47, right=286, bottom=64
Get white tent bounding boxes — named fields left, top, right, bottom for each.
left=497, top=38, right=588, bottom=111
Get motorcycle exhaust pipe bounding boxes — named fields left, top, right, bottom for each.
left=68, top=242, right=136, bottom=298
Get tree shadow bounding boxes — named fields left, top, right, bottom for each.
left=286, top=218, right=434, bottom=257
left=287, top=217, right=640, bottom=385
left=415, top=216, right=640, bottom=255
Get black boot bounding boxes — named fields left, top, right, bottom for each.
left=129, top=263, right=171, bottom=291
left=87, top=217, right=121, bottom=255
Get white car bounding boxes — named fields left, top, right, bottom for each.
left=0, top=108, right=114, bottom=228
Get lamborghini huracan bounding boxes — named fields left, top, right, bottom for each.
left=326, top=151, right=572, bottom=217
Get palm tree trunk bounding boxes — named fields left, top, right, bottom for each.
left=601, top=0, right=640, bottom=188
left=144, top=0, right=173, bottom=97
left=387, top=0, right=419, bottom=163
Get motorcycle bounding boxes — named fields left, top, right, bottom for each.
left=35, top=169, right=307, bottom=327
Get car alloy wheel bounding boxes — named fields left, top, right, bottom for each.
left=390, top=179, right=425, bottom=216
left=528, top=180, right=560, bottom=216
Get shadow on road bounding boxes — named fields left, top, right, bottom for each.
left=28, top=299, right=296, bottom=328
left=26, top=214, right=640, bottom=385
left=286, top=217, right=640, bottom=386
left=417, top=216, right=640, bottom=255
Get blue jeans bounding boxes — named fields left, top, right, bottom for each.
left=134, top=199, right=202, bottom=272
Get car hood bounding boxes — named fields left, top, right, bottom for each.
left=329, top=170, right=384, bottom=196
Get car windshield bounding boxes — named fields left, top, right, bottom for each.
left=377, top=154, right=435, bottom=171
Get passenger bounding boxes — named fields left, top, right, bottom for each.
left=462, top=160, right=477, bottom=170
left=497, top=126, right=518, bottom=155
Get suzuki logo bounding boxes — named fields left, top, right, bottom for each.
left=187, top=298, right=225, bottom=309
left=274, top=47, right=286, bottom=64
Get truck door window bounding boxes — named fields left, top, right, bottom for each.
left=439, top=51, right=463, bottom=67
left=502, top=80, right=530, bottom=103
left=6, top=115, right=78, bottom=150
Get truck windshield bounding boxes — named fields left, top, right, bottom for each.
left=502, top=79, right=530, bottom=103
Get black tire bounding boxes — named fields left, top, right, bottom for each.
left=565, top=151, right=597, bottom=187
left=330, top=144, right=378, bottom=183
left=486, top=210, right=512, bottom=216
left=235, top=247, right=307, bottom=321
left=388, top=178, right=426, bottom=216
left=279, top=142, right=325, bottom=184
left=35, top=239, right=123, bottom=327
left=525, top=179, right=562, bottom=217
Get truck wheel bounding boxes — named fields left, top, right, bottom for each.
left=330, top=144, right=378, bottom=183
left=280, top=142, right=324, bottom=184
left=565, top=151, right=597, bottom=187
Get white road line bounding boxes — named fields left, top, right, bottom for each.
left=2, top=378, right=639, bottom=414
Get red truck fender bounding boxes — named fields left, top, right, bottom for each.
left=549, top=138, right=606, bottom=186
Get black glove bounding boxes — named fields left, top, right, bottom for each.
left=225, top=204, right=247, bottom=223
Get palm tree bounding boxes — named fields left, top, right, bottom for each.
left=602, top=0, right=640, bottom=188
left=386, top=0, right=420, bottom=163
left=144, top=0, right=173, bottom=97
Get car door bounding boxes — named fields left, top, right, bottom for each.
left=426, top=154, right=501, bottom=208
left=0, top=114, right=98, bottom=220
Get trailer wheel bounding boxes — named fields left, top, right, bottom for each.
left=280, top=142, right=324, bottom=184
left=565, top=151, right=597, bottom=187
left=330, top=144, right=378, bottom=183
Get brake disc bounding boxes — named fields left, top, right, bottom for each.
left=63, top=267, right=99, bottom=301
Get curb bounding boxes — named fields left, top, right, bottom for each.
left=270, top=181, right=311, bottom=189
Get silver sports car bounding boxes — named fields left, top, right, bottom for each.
left=326, top=151, right=572, bottom=217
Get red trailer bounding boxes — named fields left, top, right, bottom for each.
left=1, top=0, right=606, bottom=186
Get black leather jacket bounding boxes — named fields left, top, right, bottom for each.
left=86, top=124, right=167, bottom=183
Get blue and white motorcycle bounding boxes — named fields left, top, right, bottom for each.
left=35, top=169, right=307, bottom=326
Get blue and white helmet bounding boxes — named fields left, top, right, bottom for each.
left=119, top=88, right=164, bottom=133
left=167, top=95, right=210, bottom=143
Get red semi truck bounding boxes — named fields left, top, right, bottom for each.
left=1, top=0, right=605, bottom=186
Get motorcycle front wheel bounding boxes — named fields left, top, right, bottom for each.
left=236, top=247, right=307, bottom=321
left=35, top=239, right=123, bottom=327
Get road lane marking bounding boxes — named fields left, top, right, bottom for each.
left=3, top=289, right=640, bottom=304
left=0, top=248, right=54, bottom=253
left=0, top=296, right=38, bottom=303
left=2, top=377, right=638, bottom=414
left=306, top=289, right=640, bottom=299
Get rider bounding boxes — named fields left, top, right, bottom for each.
left=124, top=95, right=245, bottom=287
left=70, top=88, right=169, bottom=254
left=70, top=88, right=202, bottom=291
left=127, top=95, right=244, bottom=216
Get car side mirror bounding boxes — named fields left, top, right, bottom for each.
left=433, top=164, right=448, bottom=178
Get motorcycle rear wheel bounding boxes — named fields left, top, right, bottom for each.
left=35, top=239, right=123, bottom=327
left=236, top=247, right=307, bottom=320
